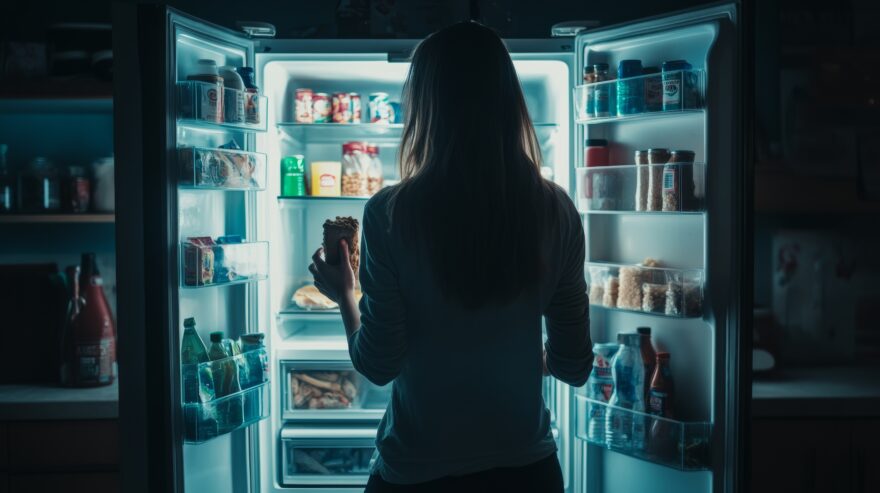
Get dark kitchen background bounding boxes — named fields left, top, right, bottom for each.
left=0, top=0, right=878, bottom=492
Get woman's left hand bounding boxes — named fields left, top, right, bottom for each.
left=309, top=239, right=356, bottom=304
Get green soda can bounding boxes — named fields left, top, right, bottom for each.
left=281, top=155, right=306, bottom=196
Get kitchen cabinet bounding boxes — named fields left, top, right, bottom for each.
left=852, top=420, right=880, bottom=493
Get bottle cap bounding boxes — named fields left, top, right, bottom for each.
left=195, top=59, right=219, bottom=76
left=585, top=139, right=608, bottom=147
left=637, top=326, right=651, bottom=335
left=241, top=333, right=265, bottom=343
left=210, top=331, right=224, bottom=342
left=184, top=317, right=196, bottom=328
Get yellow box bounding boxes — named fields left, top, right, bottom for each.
left=310, top=161, right=341, bottom=196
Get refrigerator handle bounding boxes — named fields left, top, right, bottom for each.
left=236, top=21, right=276, bottom=38
left=550, top=20, right=600, bottom=37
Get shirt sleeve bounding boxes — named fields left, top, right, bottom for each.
left=348, top=198, right=407, bottom=386
left=543, top=198, right=593, bottom=387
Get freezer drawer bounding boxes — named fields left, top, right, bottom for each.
left=280, top=360, right=391, bottom=422
left=281, top=427, right=376, bottom=486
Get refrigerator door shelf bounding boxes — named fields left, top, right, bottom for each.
left=177, top=81, right=268, bottom=133
left=575, top=163, right=706, bottom=214
left=277, top=122, right=404, bottom=145
left=574, top=394, right=710, bottom=471
left=586, top=262, right=704, bottom=318
left=178, top=146, right=267, bottom=191
left=574, top=69, right=705, bottom=124
left=179, top=240, right=269, bottom=288
left=280, top=426, right=376, bottom=486
left=277, top=195, right=371, bottom=203
left=281, top=360, right=391, bottom=422
left=183, top=381, right=270, bottom=445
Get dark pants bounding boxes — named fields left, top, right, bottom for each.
left=364, top=453, right=564, bottom=493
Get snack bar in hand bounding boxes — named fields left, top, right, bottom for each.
left=323, top=216, right=360, bottom=277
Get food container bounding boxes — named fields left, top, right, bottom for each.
left=310, top=161, right=341, bottom=196
left=332, top=92, right=352, bottom=124
left=312, top=93, right=331, bottom=123
left=616, top=59, right=644, bottom=115
left=281, top=427, right=376, bottom=486
left=341, top=142, right=370, bottom=197
left=647, top=148, right=671, bottom=211
left=663, top=150, right=697, bottom=212
left=295, top=88, right=313, bottom=123
left=281, top=361, right=391, bottom=421
left=634, top=150, right=649, bottom=211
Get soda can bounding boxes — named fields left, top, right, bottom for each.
left=388, top=102, right=401, bottom=124
left=312, top=93, right=331, bottom=123
left=331, top=92, right=352, bottom=124
left=369, top=92, right=391, bottom=124
left=349, top=93, right=362, bottom=123
left=295, top=88, right=313, bottom=123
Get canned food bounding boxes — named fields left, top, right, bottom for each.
left=332, top=92, right=352, bottom=124
left=662, top=60, right=698, bottom=111
left=643, top=67, right=663, bottom=112
left=312, top=93, right=331, bottom=123
left=349, top=93, right=362, bottom=123
left=388, top=102, right=401, bottom=124
left=295, top=88, right=313, bottom=123
left=369, top=92, right=391, bottom=124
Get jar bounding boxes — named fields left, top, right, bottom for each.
left=65, top=166, right=91, bottom=213
left=662, top=60, right=697, bottom=111
left=643, top=66, right=662, bottom=112
left=663, top=150, right=697, bottom=211
left=647, top=148, right=670, bottom=211
left=366, top=144, right=383, bottom=195
left=634, top=150, right=649, bottom=211
left=584, top=139, right=613, bottom=211
left=592, top=63, right=612, bottom=118
left=616, top=59, right=644, bottom=115
left=18, top=157, right=61, bottom=212
left=582, top=65, right=596, bottom=119
left=341, top=142, right=369, bottom=197
left=91, top=157, right=114, bottom=212
left=584, top=139, right=609, bottom=167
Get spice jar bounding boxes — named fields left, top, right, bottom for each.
left=65, top=165, right=91, bottom=213
left=663, top=150, right=697, bottom=211
left=647, top=148, right=670, bottom=211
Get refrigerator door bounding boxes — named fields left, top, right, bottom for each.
left=571, top=3, right=747, bottom=493
left=114, top=5, right=267, bottom=493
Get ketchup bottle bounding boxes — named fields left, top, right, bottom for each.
left=648, top=352, right=674, bottom=459
left=64, top=253, right=116, bottom=387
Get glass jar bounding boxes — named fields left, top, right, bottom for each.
left=65, top=166, right=91, bottom=213
left=18, top=157, right=61, bottom=212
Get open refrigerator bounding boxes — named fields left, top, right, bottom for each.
left=114, top=3, right=747, bottom=493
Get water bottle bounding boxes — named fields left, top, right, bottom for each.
left=586, top=343, right=619, bottom=443
left=606, top=333, right=646, bottom=451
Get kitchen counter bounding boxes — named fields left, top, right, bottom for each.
left=752, top=366, right=880, bottom=417
left=0, top=381, right=118, bottom=421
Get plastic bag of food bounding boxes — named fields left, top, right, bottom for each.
left=341, top=142, right=370, bottom=197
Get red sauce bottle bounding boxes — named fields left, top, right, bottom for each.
left=65, top=253, right=116, bottom=387
left=648, top=352, right=675, bottom=459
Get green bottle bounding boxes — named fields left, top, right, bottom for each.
left=281, top=155, right=306, bottom=196
left=209, top=332, right=243, bottom=432
left=181, top=318, right=216, bottom=441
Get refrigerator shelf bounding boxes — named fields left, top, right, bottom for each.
left=176, top=80, right=268, bottom=132
left=183, top=381, right=270, bottom=445
left=575, top=395, right=710, bottom=471
left=575, top=163, right=705, bottom=214
left=586, top=262, right=703, bottom=318
left=281, top=426, right=376, bottom=486
left=576, top=108, right=705, bottom=125
left=280, top=305, right=341, bottom=316
left=278, top=195, right=371, bottom=203
left=573, top=69, right=705, bottom=124
left=178, top=146, right=267, bottom=191
left=180, top=240, right=269, bottom=288
left=281, top=361, right=391, bottom=423
left=277, top=122, right=403, bottom=144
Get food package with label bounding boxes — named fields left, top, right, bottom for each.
left=180, top=146, right=258, bottom=189
left=184, top=237, right=216, bottom=286
left=310, top=161, right=342, bottom=196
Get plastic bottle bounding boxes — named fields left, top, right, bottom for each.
left=236, top=66, right=261, bottom=124
left=605, top=332, right=646, bottom=452
left=586, top=342, right=619, bottom=443
left=648, top=352, right=675, bottom=460
left=208, top=332, right=243, bottom=432
left=218, top=66, right=245, bottom=124
left=181, top=318, right=217, bottom=441
left=617, top=59, right=644, bottom=115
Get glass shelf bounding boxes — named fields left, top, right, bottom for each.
left=277, top=122, right=403, bottom=144
left=587, top=262, right=703, bottom=318
left=184, top=382, right=269, bottom=444
left=281, top=361, right=390, bottom=422
left=576, top=163, right=705, bottom=213
left=574, top=69, right=704, bottom=125
left=278, top=195, right=371, bottom=203
left=177, top=80, right=268, bottom=133
left=281, top=427, right=376, bottom=486
left=575, top=395, right=710, bottom=471
left=178, top=147, right=267, bottom=190
left=280, top=305, right=341, bottom=316
left=180, top=240, right=269, bottom=288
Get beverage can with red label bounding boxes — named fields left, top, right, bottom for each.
left=295, top=88, right=313, bottom=123
left=312, top=93, right=331, bottom=123
left=332, top=92, right=352, bottom=123
left=349, top=93, right=362, bottom=123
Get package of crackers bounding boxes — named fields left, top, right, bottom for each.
left=323, top=216, right=360, bottom=277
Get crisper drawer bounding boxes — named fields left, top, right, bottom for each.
left=281, top=427, right=376, bottom=487
left=280, top=361, right=391, bottom=422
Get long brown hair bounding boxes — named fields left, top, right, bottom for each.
left=390, top=21, right=558, bottom=309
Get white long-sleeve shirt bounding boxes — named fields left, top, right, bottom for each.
left=349, top=184, right=593, bottom=484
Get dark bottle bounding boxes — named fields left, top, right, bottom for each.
left=60, top=265, right=84, bottom=385
left=18, top=157, right=61, bottom=212
left=637, top=327, right=657, bottom=402
left=0, top=144, right=13, bottom=212
left=63, top=254, right=115, bottom=387
left=648, top=352, right=675, bottom=460
left=64, top=166, right=91, bottom=213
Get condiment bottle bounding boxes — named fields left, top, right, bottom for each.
left=65, top=254, right=116, bottom=386
left=186, top=59, right=224, bottom=123
left=236, top=66, right=261, bottom=124
left=218, top=66, right=245, bottom=123
left=637, top=327, right=657, bottom=402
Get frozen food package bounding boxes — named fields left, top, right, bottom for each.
left=642, top=282, right=667, bottom=313
left=665, top=281, right=702, bottom=317
left=617, top=266, right=645, bottom=310
left=290, top=371, right=358, bottom=410
left=603, top=276, right=620, bottom=308
left=323, top=216, right=360, bottom=276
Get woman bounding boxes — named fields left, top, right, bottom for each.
left=310, top=21, right=592, bottom=492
